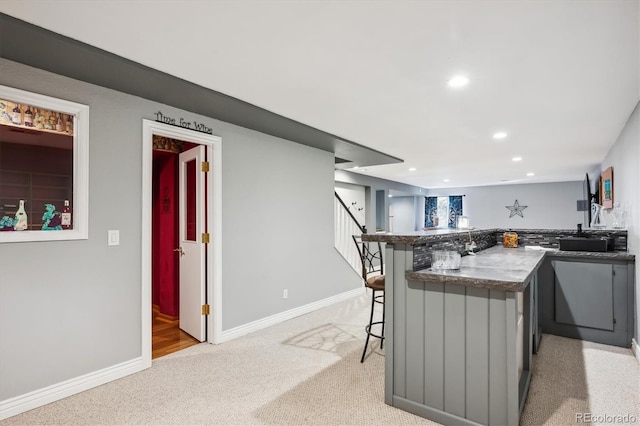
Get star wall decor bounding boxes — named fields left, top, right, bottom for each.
left=506, top=199, right=528, bottom=218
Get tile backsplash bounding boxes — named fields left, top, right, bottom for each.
left=412, top=228, right=628, bottom=270
left=413, top=230, right=497, bottom=270
left=502, top=229, right=627, bottom=251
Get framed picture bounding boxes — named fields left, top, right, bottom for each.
left=600, top=167, right=614, bottom=209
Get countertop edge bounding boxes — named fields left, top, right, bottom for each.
left=405, top=247, right=547, bottom=292
left=406, top=270, right=528, bottom=292
left=546, top=250, right=635, bottom=261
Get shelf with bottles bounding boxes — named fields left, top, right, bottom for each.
left=0, top=169, right=73, bottom=232
left=0, top=84, right=88, bottom=243
left=0, top=196, right=73, bottom=213
left=1, top=198, right=73, bottom=232
left=0, top=99, right=74, bottom=137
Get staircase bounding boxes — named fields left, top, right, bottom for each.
left=334, top=192, right=365, bottom=274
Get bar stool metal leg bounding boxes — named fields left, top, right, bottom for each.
left=380, top=291, right=385, bottom=349
left=361, top=288, right=385, bottom=363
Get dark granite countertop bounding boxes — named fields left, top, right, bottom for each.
left=363, top=228, right=493, bottom=244
left=544, top=249, right=635, bottom=261
left=362, top=227, right=628, bottom=245
left=406, top=246, right=546, bottom=292
left=406, top=244, right=634, bottom=291
left=363, top=228, right=633, bottom=261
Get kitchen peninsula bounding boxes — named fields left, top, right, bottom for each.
left=362, top=228, right=634, bottom=426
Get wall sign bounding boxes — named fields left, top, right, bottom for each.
left=154, top=111, right=213, bottom=134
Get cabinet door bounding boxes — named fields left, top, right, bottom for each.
left=553, top=261, right=614, bottom=331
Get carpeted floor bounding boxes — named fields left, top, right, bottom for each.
left=2, top=292, right=638, bottom=425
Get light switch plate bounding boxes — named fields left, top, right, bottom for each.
left=108, top=230, right=120, bottom=246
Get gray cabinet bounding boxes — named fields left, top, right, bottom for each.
left=538, top=257, right=634, bottom=347
left=388, top=244, right=535, bottom=426
left=554, top=261, right=614, bottom=330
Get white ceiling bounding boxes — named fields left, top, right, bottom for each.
left=2, top=0, right=638, bottom=189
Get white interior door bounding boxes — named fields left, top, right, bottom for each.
left=178, top=145, right=206, bottom=341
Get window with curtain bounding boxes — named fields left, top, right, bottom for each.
left=425, top=195, right=463, bottom=229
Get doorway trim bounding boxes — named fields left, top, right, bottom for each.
left=141, top=119, right=223, bottom=367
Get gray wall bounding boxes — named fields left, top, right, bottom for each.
left=0, top=59, right=359, bottom=401
left=221, top=124, right=359, bottom=326
left=426, top=181, right=584, bottom=230
left=337, top=171, right=583, bottom=232
left=335, top=170, right=428, bottom=232
left=599, top=101, right=640, bottom=347
left=335, top=170, right=428, bottom=197
left=389, top=196, right=418, bottom=233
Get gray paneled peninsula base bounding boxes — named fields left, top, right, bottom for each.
left=361, top=228, right=634, bottom=426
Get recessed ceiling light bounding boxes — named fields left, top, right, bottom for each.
left=493, top=132, right=508, bottom=140
left=353, top=166, right=360, bottom=169
left=527, top=172, right=535, bottom=177
left=447, top=75, right=469, bottom=88
left=388, top=194, right=393, bottom=198
left=512, top=156, right=523, bottom=162
left=443, top=178, right=450, bottom=182
left=409, top=167, right=417, bottom=172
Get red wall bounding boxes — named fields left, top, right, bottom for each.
left=152, top=151, right=179, bottom=317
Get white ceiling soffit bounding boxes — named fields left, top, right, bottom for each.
left=1, top=0, right=638, bottom=189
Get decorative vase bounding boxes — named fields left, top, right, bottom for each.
left=590, top=203, right=605, bottom=229
left=503, top=231, right=518, bottom=248
left=611, top=202, right=625, bottom=229
left=14, top=200, right=28, bottom=231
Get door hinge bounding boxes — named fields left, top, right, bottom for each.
left=612, top=270, right=616, bottom=276
left=201, top=232, right=210, bottom=244
left=613, top=318, right=616, bottom=326
left=202, top=304, right=210, bottom=315
left=201, top=161, right=210, bottom=172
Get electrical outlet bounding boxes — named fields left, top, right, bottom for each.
left=283, top=289, right=288, bottom=299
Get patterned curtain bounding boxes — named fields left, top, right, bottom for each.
left=448, top=195, right=463, bottom=228
left=425, top=196, right=463, bottom=229
left=425, top=196, right=437, bottom=228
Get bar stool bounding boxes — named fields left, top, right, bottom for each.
left=352, top=235, right=385, bottom=362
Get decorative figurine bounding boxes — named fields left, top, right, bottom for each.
left=0, top=216, right=17, bottom=231
left=0, top=102, right=13, bottom=124
left=34, top=108, right=46, bottom=129
left=41, top=204, right=63, bottom=230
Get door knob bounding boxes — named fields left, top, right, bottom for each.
left=173, top=246, right=185, bottom=256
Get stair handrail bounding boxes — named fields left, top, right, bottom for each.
left=334, top=192, right=367, bottom=234
left=334, top=192, right=368, bottom=275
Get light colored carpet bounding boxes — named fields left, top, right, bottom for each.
left=521, top=334, right=639, bottom=425
left=2, top=292, right=638, bottom=425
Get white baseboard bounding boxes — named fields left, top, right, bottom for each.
left=219, top=287, right=365, bottom=343
left=0, top=357, right=146, bottom=421
left=632, top=338, right=640, bottom=364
